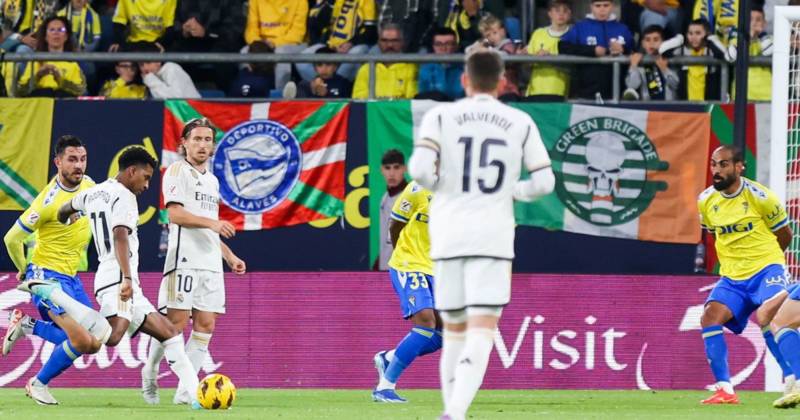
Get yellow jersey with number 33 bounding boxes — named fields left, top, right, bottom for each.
left=698, top=178, right=788, bottom=280
left=388, top=182, right=432, bottom=275
left=17, top=177, right=94, bottom=276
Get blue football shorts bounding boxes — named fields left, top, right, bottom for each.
left=389, top=268, right=436, bottom=319
left=706, top=264, right=793, bottom=334
left=25, top=263, right=93, bottom=322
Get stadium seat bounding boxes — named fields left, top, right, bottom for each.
left=505, top=17, right=522, bottom=42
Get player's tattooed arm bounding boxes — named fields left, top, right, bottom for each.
left=167, top=203, right=236, bottom=238
left=389, top=219, right=406, bottom=248
left=220, top=241, right=246, bottom=275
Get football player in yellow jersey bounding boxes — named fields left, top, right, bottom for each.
left=698, top=145, right=796, bottom=405
left=2, top=136, right=111, bottom=405
left=372, top=181, right=441, bottom=403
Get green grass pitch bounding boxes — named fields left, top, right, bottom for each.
left=0, top=389, right=798, bottom=419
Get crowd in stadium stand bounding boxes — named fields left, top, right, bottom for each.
left=0, top=0, right=781, bottom=101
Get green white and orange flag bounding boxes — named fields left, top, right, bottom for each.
left=513, top=103, right=710, bottom=243
left=367, top=101, right=710, bottom=245
left=162, top=100, right=348, bottom=230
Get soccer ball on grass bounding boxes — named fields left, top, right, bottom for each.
left=197, top=373, right=236, bottom=409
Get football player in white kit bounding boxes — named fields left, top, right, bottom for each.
left=18, top=146, right=202, bottom=408
left=142, top=118, right=246, bottom=404
left=408, top=50, right=555, bottom=420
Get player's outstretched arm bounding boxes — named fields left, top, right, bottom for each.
left=3, top=223, right=29, bottom=280
left=166, top=203, right=236, bottom=238
left=113, top=226, right=133, bottom=301
left=220, top=241, right=246, bottom=275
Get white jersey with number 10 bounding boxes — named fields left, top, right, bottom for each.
left=417, top=94, right=551, bottom=260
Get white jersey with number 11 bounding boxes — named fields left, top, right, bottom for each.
left=71, top=178, right=140, bottom=274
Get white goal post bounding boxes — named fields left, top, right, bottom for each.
left=771, top=6, right=800, bottom=277
left=767, top=6, right=800, bottom=392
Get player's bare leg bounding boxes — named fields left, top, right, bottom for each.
left=699, top=301, right=738, bottom=404
left=139, top=312, right=200, bottom=408
left=755, top=291, right=797, bottom=396
left=770, top=296, right=800, bottom=408
left=48, top=312, right=103, bottom=354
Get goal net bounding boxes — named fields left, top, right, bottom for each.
left=772, top=6, right=800, bottom=278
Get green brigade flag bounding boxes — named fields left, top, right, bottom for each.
left=163, top=100, right=348, bottom=230
left=367, top=101, right=710, bottom=262
left=0, top=98, right=54, bottom=210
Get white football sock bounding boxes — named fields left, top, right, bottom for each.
left=47, top=289, right=94, bottom=324
left=46, top=289, right=111, bottom=342
left=447, top=328, right=494, bottom=419
left=162, top=335, right=199, bottom=403
left=440, top=330, right=466, bottom=410
left=186, top=331, right=212, bottom=374
left=144, top=336, right=165, bottom=377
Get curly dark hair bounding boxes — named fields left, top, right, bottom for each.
left=36, top=16, right=75, bottom=52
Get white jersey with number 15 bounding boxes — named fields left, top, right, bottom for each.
left=417, top=94, right=551, bottom=260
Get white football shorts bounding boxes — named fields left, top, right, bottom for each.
left=158, top=269, right=226, bottom=314
left=94, top=266, right=156, bottom=336
left=433, top=257, right=512, bottom=311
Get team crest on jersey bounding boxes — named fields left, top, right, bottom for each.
left=551, top=117, right=669, bottom=226
left=26, top=211, right=40, bottom=226
left=213, top=120, right=302, bottom=214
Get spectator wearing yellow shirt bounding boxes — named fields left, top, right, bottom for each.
left=57, top=0, right=100, bottom=52
left=244, top=0, right=308, bottom=90
left=109, top=0, right=177, bottom=51
left=299, top=0, right=377, bottom=83
left=352, top=24, right=417, bottom=99
left=100, top=60, right=146, bottom=99
left=525, top=0, right=572, bottom=100
left=729, top=7, right=772, bottom=101
left=58, top=0, right=101, bottom=95
left=17, top=16, right=86, bottom=97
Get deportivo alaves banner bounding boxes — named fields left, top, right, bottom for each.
left=366, top=101, right=710, bottom=261
left=163, top=100, right=348, bottom=230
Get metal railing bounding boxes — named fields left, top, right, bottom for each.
left=0, top=52, right=772, bottom=102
